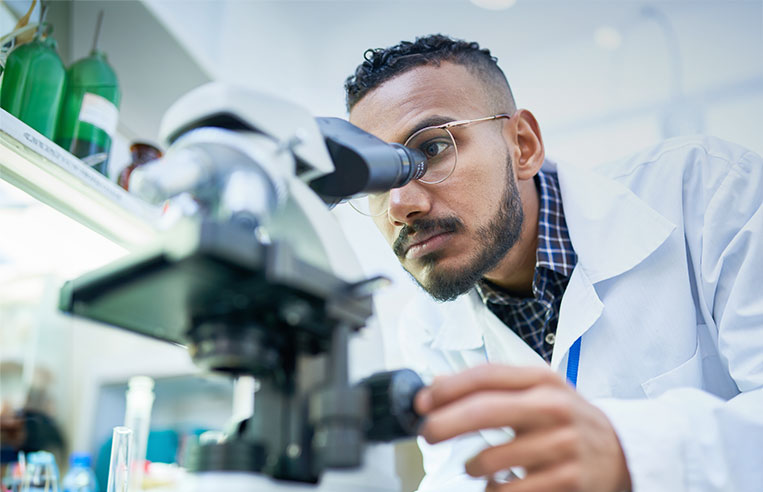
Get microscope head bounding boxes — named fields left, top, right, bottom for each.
left=158, top=82, right=335, bottom=182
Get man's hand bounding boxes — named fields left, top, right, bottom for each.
left=415, top=365, right=632, bottom=492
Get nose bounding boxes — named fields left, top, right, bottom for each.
left=386, top=181, right=432, bottom=226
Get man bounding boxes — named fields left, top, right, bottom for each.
left=344, top=34, right=763, bottom=492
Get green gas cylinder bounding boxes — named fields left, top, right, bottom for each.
left=0, top=34, right=66, bottom=140
left=56, top=12, right=120, bottom=176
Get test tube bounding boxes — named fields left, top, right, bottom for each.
left=106, top=426, right=133, bottom=492
left=124, top=376, right=155, bottom=492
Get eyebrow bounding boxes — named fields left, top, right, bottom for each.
left=401, top=115, right=456, bottom=142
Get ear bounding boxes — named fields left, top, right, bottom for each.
left=504, top=109, right=545, bottom=181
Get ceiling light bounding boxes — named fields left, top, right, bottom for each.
left=594, top=26, right=622, bottom=51
left=470, top=0, right=517, bottom=11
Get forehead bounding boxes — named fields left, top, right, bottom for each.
left=349, top=62, right=491, bottom=143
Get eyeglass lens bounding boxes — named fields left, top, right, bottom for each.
left=404, top=127, right=457, bottom=184
left=348, top=128, right=457, bottom=216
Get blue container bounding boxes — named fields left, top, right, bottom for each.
left=62, top=452, right=98, bottom=492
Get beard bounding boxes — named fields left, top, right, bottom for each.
left=393, top=154, right=524, bottom=302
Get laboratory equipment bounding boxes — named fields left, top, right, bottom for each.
left=2, top=451, right=25, bottom=492
left=56, top=11, right=120, bottom=174
left=123, top=377, right=155, bottom=491
left=309, top=116, right=427, bottom=205
left=59, top=83, right=426, bottom=489
left=105, top=427, right=132, bottom=492
left=117, top=143, right=162, bottom=190
left=61, top=453, right=97, bottom=492
left=0, top=3, right=66, bottom=140
left=21, top=450, right=59, bottom=492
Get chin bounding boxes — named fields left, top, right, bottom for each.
left=422, top=250, right=467, bottom=272
left=418, top=256, right=467, bottom=283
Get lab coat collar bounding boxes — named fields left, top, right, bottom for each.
left=551, top=159, right=676, bottom=285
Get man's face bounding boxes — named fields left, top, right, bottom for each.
left=349, top=62, right=526, bottom=301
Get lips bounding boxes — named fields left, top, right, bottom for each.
left=393, top=217, right=464, bottom=260
left=405, top=231, right=454, bottom=259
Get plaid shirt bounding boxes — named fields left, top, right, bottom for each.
left=476, top=170, right=577, bottom=363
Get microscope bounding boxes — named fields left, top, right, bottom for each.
left=59, top=84, right=428, bottom=490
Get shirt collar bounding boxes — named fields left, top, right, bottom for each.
left=536, top=170, right=576, bottom=277
left=548, top=158, right=675, bottom=284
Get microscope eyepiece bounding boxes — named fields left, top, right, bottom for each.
left=390, top=143, right=427, bottom=184
left=309, top=117, right=428, bottom=201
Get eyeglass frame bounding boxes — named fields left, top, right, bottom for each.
left=353, top=113, right=513, bottom=217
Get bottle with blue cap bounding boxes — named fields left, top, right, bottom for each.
left=62, top=452, right=98, bottom=492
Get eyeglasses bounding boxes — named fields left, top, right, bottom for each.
left=349, top=113, right=512, bottom=216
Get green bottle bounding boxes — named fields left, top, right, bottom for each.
left=56, top=12, right=120, bottom=176
left=0, top=21, right=66, bottom=140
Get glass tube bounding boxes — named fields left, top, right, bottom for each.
left=124, top=376, right=155, bottom=492
left=106, top=426, right=133, bottom=492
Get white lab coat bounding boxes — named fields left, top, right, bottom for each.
left=397, top=136, right=763, bottom=492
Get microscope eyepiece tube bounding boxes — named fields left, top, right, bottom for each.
left=390, top=143, right=427, bottom=183
left=310, top=117, right=428, bottom=200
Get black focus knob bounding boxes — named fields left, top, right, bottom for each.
left=360, top=369, right=425, bottom=442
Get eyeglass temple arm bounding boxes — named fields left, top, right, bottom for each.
left=442, top=113, right=512, bottom=129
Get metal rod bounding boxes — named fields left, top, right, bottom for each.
left=92, top=10, right=104, bottom=52
left=329, top=323, right=350, bottom=385
left=36, top=1, right=47, bottom=39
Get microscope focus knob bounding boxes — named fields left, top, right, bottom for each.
left=361, top=369, right=425, bottom=442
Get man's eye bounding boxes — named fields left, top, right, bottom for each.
left=421, top=140, right=450, bottom=158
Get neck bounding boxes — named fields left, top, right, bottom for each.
left=482, top=177, right=539, bottom=297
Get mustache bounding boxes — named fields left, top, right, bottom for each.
left=393, top=216, right=464, bottom=258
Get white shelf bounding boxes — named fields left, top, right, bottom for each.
left=0, top=109, right=163, bottom=249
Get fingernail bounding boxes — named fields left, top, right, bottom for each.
left=415, top=388, right=433, bottom=414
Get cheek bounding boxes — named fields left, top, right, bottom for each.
left=436, top=154, right=506, bottom=217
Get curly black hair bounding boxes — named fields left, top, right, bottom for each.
left=344, top=34, right=515, bottom=113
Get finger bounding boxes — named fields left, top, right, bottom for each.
left=416, top=365, right=566, bottom=414
left=486, top=463, right=582, bottom=492
left=419, top=388, right=569, bottom=444
left=465, top=428, right=577, bottom=478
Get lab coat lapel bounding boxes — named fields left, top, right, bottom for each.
left=550, top=265, right=603, bottom=370
left=549, top=160, right=676, bottom=370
